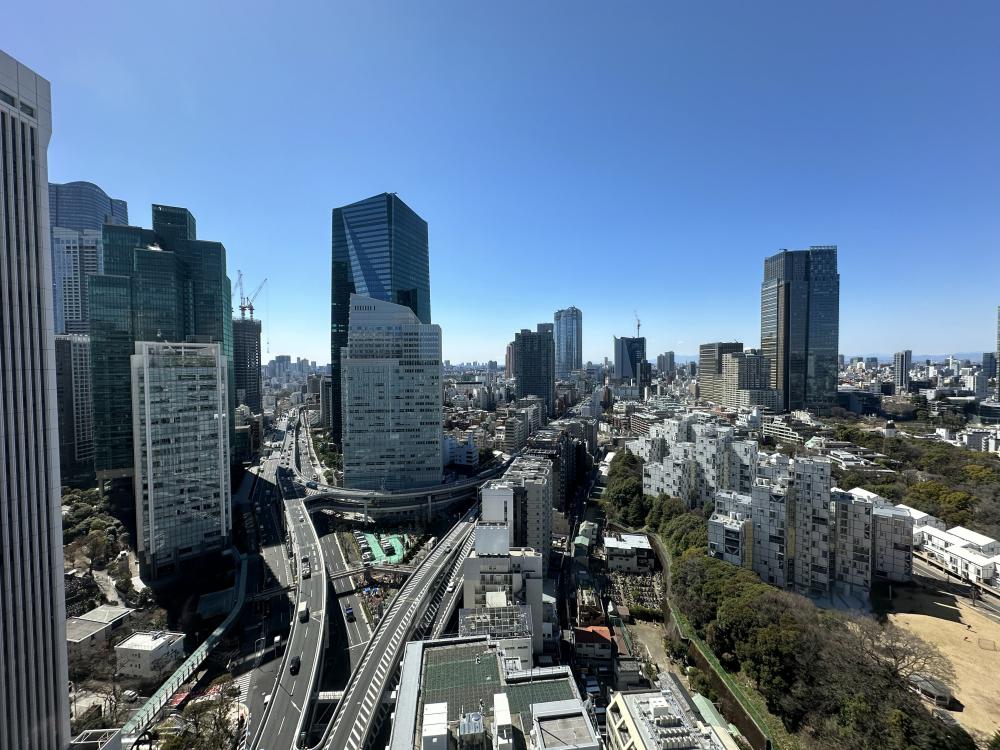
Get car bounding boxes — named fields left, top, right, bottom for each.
left=289, top=656, right=301, bottom=675
left=344, top=605, right=355, bottom=622
left=446, top=583, right=455, bottom=593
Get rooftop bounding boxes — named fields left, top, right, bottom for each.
left=389, top=637, right=580, bottom=750
left=458, top=605, right=532, bottom=640
left=948, top=526, right=998, bottom=550
left=604, top=533, right=652, bottom=551
left=77, top=604, right=134, bottom=625
left=116, top=630, right=184, bottom=652
left=66, top=617, right=110, bottom=643
left=532, top=699, right=600, bottom=749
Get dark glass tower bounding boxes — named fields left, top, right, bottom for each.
left=760, top=246, right=839, bottom=412
left=554, top=306, right=582, bottom=379
left=49, top=180, right=128, bottom=230
left=233, top=316, right=263, bottom=412
left=613, top=336, right=646, bottom=382
left=90, top=206, right=234, bottom=478
left=330, top=192, right=430, bottom=443
left=513, top=325, right=556, bottom=417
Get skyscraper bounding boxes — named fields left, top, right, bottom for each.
left=760, top=246, right=840, bottom=412
left=55, top=334, right=94, bottom=479
left=656, top=351, right=675, bottom=374
left=131, top=341, right=231, bottom=578
left=49, top=182, right=128, bottom=335
left=554, top=306, right=583, bottom=379
left=233, top=316, right=262, bottom=413
left=698, top=341, right=744, bottom=404
left=0, top=50, right=71, bottom=749
left=613, top=336, right=646, bottom=383
left=330, top=192, right=430, bottom=444
left=513, top=325, right=556, bottom=417
left=341, top=294, right=442, bottom=490
left=893, top=350, right=912, bottom=394
left=89, top=205, right=234, bottom=480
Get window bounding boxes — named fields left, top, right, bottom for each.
left=19, top=102, right=34, bottom=117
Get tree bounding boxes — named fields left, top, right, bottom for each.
left=160, top=691, right=239, bottom=750
left=848, top=618, right=954, bottom=686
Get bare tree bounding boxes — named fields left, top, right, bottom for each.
left=850, top=617, right=955, bottom=686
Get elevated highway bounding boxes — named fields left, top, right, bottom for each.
left=312, top=513, right=476, bottom=750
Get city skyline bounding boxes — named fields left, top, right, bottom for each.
left=6, top=2, right=998, bottom=364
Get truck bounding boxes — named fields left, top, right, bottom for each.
left=298, top=601, right=310, bottom=623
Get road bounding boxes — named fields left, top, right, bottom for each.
left=250, top=411, right=328, bottom=750
left=912, top=554, right=1000, bottom=623
left=317, top=528, right=373, bottom=670
left=318, top=515, right=476, bottom=750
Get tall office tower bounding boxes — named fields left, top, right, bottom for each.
left=996, top=306, right=1000, bottom=400
left=55, top=334, right=94, bottom=478
left=983, top=352, right=997, bottom=391
left=89, top=204, right=234, bottom=482
left=233, top=316, right=262, bottom=412
left=721, top=349, right=778, bottom=411
left=893, top=350, right=912, bottom=394
left=341, top=294, right=442, bottom=490
left=697, top=341, right=743, bottom=404
left=131, top=341, right=231, bottom=579
left=49, top=181, right=128, bottom=334
left=760, top=246, right=840, bottom=412
left=330, top=193, right=430, bottom=444
left=554, top=306, right=582, bottom=379
left=656, top=351, right=675, bottom=374
left=513, top=325, right=556, bottom=417
left=0, top=51, right=71, bottom=749
left=613, top=336, right=646, bottom=383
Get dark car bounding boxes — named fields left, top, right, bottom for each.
left=289, top=655, right=301, bottom=675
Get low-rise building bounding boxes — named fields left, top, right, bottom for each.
left=115, top=630, right=185, bottom=680
left=606, top=674, right=741, bottom=750
left=65, top=605, right=134, bottom=660
left=387, top=637, right=597, bottom=750
left=573, top=626, right=612, bottom=668
left=604, top=533, right=655, bottom=573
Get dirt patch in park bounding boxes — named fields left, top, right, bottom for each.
left=888, top=587, right=1000, bottom=742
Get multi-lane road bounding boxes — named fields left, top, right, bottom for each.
left=248, top=412, right=328, bottom=750
left=318, top=514, right=476, bottom=750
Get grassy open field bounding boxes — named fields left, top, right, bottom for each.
left=889, top=587, right=1000, bottom=742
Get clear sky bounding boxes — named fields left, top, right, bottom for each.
left=8, top=1, right=999, bottom=364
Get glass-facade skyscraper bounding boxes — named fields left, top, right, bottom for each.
left=554, top=306, right=582, bottom=379
left=760, top=246, right=839, bottom=412
left=330, top=192, right=431, bottom=444
left=613, top=336, right=646, bottom=383
left=513, top=325, right=556, bottom=417
left=49, top=181, right=128, bottom=334
left=90, top=205, right=234, bottom=479
left=0, top=50, right=71, bottom=749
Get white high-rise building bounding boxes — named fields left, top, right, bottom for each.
left=341, top=294, right=443, bottom=490
left=481, top=455, right=553, bottom=574
left=0, top=50, right=71, bottom=750
left=708, top=456, right=914, bottom=596
left=132, top=341, right=232, bottom=579
left=462, top=522, right=545, bottom=654
left=638, top=416, right=758, bottom=507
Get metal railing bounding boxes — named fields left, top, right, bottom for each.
left=119, top=548, right=248, bottom=744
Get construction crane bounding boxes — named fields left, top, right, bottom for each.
left=634, top=310, right=641, bottom=338
left=236, top=270, right=268, bottom=319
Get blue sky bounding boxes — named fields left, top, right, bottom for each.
left=8, top=1, right=999, bottom=364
